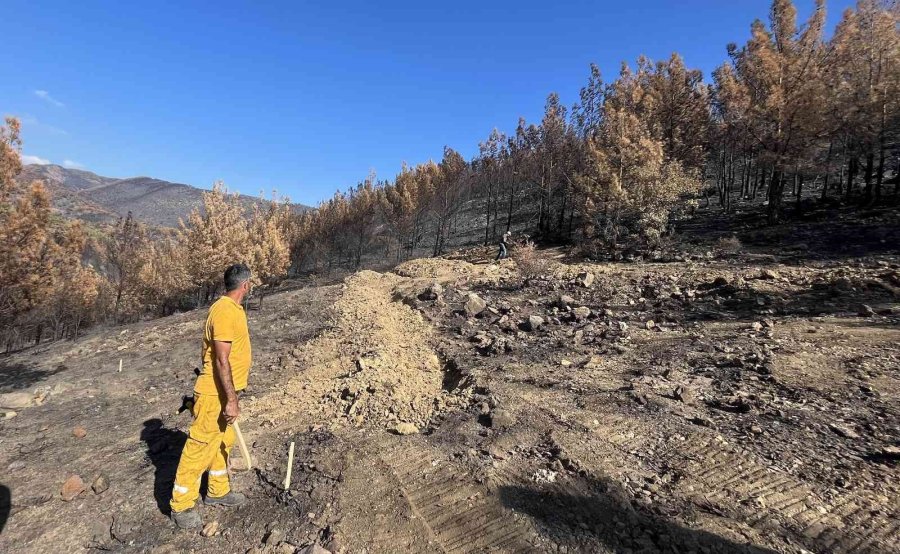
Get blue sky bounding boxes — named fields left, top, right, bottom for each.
left=2, top=0, right=854, bottom=206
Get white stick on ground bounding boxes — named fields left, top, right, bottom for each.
left=118, top=359, right=122, bottom=372
left=233, top=420, right=253, bottom=471
left=284, top=441, right=295, bottom=490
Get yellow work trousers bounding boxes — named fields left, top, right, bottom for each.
left=170, top=393, right=235, bottom=513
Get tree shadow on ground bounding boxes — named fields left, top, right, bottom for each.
left=0, top=362, right=67, bottom=393
left=140, top=419, right=187, bottom=515
left=498, top=473, right=778, bottom=554
left=679, top=277, right=898, bottom=324
left=0, top=484, right=9, bottom=535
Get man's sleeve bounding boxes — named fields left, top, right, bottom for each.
left=210, top=308, right=237, bottom=342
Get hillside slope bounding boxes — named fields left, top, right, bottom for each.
left=1, top=227, right=898, bottom=552
left=18, top=164, right=309, bottom=228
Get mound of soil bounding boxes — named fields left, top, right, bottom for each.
left=254, top=270, right=466, bottom=431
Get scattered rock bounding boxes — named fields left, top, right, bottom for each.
left=3, top=411, right=16, bottom=419
left=465, top=293, right=487, bottom=317
left=879, top=445, right=900, bottom=459
left=829, top=423, right=860, bottom=439
left=0, top=392, right=34, bottom=410
left=760, top=268, right=780, bottom=280
left=524, top=315, right=544, bottom=332
left=560, top=359, right=573, bottom=368
left=572, top=306, right=591, bottom=320
left=858, top=304, right=876, bottom=317
left=91, top=474, right=110, bottom=494
left=264, top=528, right=286, bottom=545
left=750, top=321, right=763, bottom=332
left=60, top=475, right=85, bottom=501
left=297, top=544, right=331, bottom=554
left=72, top=425, right=87, bottom=438
left=532, top=468, right=558, bottom=484
left=488, top=409, right=516, bottom=428
left=645, top=320, right=656, bottom=330
left=391, top=422, right=419, bottom=435
left=201, top=520, right=219, bottom=537
left=419, top=282, right=443, bottom=300
left=556, top=295, right=576, bottom=309
left=576, top=272, right=595, bottom=288
left=674, top=386, right=697, bottom=405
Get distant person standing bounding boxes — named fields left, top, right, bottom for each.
left=496, top=230, right=512, bottom=261
left=170, top=264, right=253, bottom=529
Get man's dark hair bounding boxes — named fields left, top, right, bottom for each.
left=224, top=263, right=252, bottom=291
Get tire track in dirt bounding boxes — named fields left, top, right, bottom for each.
left=661, top=433, right=900, bottom=553
left=379, top=441, right=537, bottom=553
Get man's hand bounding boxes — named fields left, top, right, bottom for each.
left=224, top=396, right=240, bottom=424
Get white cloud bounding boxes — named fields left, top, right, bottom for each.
left=34, top=90, right=64, bottom=107
left=63, top=159, right=84, bottom=169
left=21, top=153, right=51, bottom=165
left=15, top=114, right=68, bottom=136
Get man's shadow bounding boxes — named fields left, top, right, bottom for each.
left=141, top=419, right=187, bottom=514
left=0, top=484, right=10, bottom=534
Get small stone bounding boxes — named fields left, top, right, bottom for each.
left=645, top=320, right=655, bottom=330
left=420, top=282, right=443, bottom=300
left=61, top=474, right=85, bottom=501
left=576, top=272, right=595, bottom=288
left=201, top=520, right=219, bottom=537
left=760, top=269, right=780, bottom=280
left=572, top=306, right=591, bottom=320
left=525, top=316, right=544, bottom=332
left=264, top=528, right=285, bottom=545
left=560, top=359, right=573, bottom=367
left=556, top=295, right=576, bottom=309
left=858, top=304, right=876, bottom=317
left=674, top=386, right=697, bottom=405
left=73, top=426, right=87, bottom=438
left=3, top=411, right=16, bottom=419
left=488, top=409, right=516, bottom=428
left=465, top=293, right=487, bottom=317
left=391, top=422, right=419, bottom=435
left=880, top=446, right=900, bottom=459
left=92, top=474, right=110, bottom=494
left=750, top=322, right=763, bottom=332
left=750, top=425, right=763, bottom=435
left=829, top=423, right=859, bottom=439
left=0, top=392, right=34, bottom=409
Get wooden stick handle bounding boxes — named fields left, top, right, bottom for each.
left=284, top=441, right=295, bottom=490
left=232, top=420, right=253, bottom=471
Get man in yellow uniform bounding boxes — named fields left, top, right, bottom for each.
left=170, top=263, right=253, bottom=529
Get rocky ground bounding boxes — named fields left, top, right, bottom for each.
left=1, top=205, right=898, bottom=553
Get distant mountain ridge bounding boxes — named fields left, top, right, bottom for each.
left=18, top=164, right=309, bottom=228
